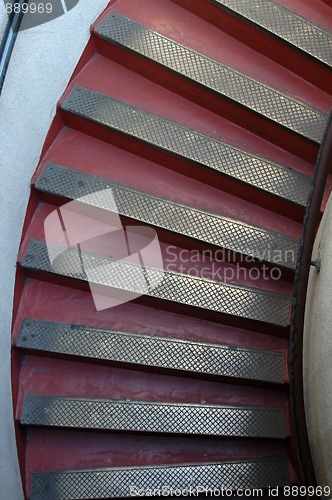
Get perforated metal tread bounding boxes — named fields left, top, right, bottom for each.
left=21, top=394, right=286, bottom=438
left=95, top=13, right=327, bottom=144
left=17, top=319, right=286, bottom=384
left=210, top=0, right=332, bottom=68
left=30, top=458, right=290, bottom=499
left=62, top=86, right=311, bottom=207
left=21, top=240, right=291, bottom=327
left=36, top=163, right=298, bottom=270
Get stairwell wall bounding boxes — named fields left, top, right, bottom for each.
left=0, top=1, right=109, bottom=497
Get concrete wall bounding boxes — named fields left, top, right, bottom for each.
left=0, top=1, right=109, bottom=497
left=304, top=192, right=332, bottom=490
left=0, top=3, right=8, bottom=43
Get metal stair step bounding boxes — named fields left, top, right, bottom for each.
left=208, top=0, right=332, bottom=68
left=61, top=86, right=311, bottom=207
left=95, top=12, right=327, bottom=144
left=17, top=319, right=286, bottom=384
left=21, top=240, right=291, bottom=327
left=21, top=394, right=286, bottom=438
left=35, top=163, right=299, bottom=270
left=170, top=0, right=332, bottom=94
left=30, top=458, right=290, bottom=499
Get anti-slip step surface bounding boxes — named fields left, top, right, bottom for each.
left=17, top=319, right=286, bottom=383
left=35, top=163, right=299, bottom=270
left=30, top=458, right=291, bottom=500
left=61, top=87, right=312, bottom=207
left=209, top=0, right=332, bottom=68
left=21, top=394, right=286, bottom=438
left=95, top=12, right=327, bottom=143
left=21, top=240, right=291, bottom=327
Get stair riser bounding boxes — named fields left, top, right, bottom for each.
left=15, top=278, right=290, bottom=349
left=20, top=265, right=290, bottom=337
left=171, top=0, right=332, bottom=95
left=60, top=110, right=307, bottom=222
left=16, top=349, right=288, bottom=388
left=32, top=128, right=307, bottom=235
left=17, top=354, right=289, bottom=413
left=93, top=32, right=320, bottom=163
left=24, top=427, right=295, bottom=497
left=33, top=194, right=296, bottom=278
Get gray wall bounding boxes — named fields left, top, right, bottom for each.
left=304, top=193, right=332, bottom=490
left=0, top=1, right=109, bottom=497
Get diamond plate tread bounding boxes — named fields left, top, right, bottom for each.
left=30, top=458, right=290, bottom=499
left=95, top=12, right=327, bottom=143
left=21, top=394, right=286, bottom=438
left=21, top=240, right=291, bottom=327
left=62, top=86, right=311, bottom=207
left=211, top=0, right=332, bottom=68
left=17, top=319, right=286, bottom=383
left=36, top=163, right=298, bottom=270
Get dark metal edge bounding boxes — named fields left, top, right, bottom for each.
left=289, top=110, right=332, bottom=490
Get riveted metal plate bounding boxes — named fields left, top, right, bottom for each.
left=62, top=86, right=311, bottom=207
left=21, top=240, right=291, bottom=327
left=30, top=458, right=290, bottom=499
left=96, top=13, right=327, bottom=143
left=211, top=0, right=332, bottom=68
left=36, top=163, right=298, bottom=269
left=17, top=319, right=286, bottom=383
left=21, top=394, right=286, bottom=438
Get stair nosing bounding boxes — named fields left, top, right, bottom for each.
left=30, top=458, right=291, bottom=499
left=17, top=318, right=286, bottom=383
left=21, top=394, right=287, bottom=439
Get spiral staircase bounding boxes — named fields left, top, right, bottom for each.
left=10, top=0, right=332, bottom=498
